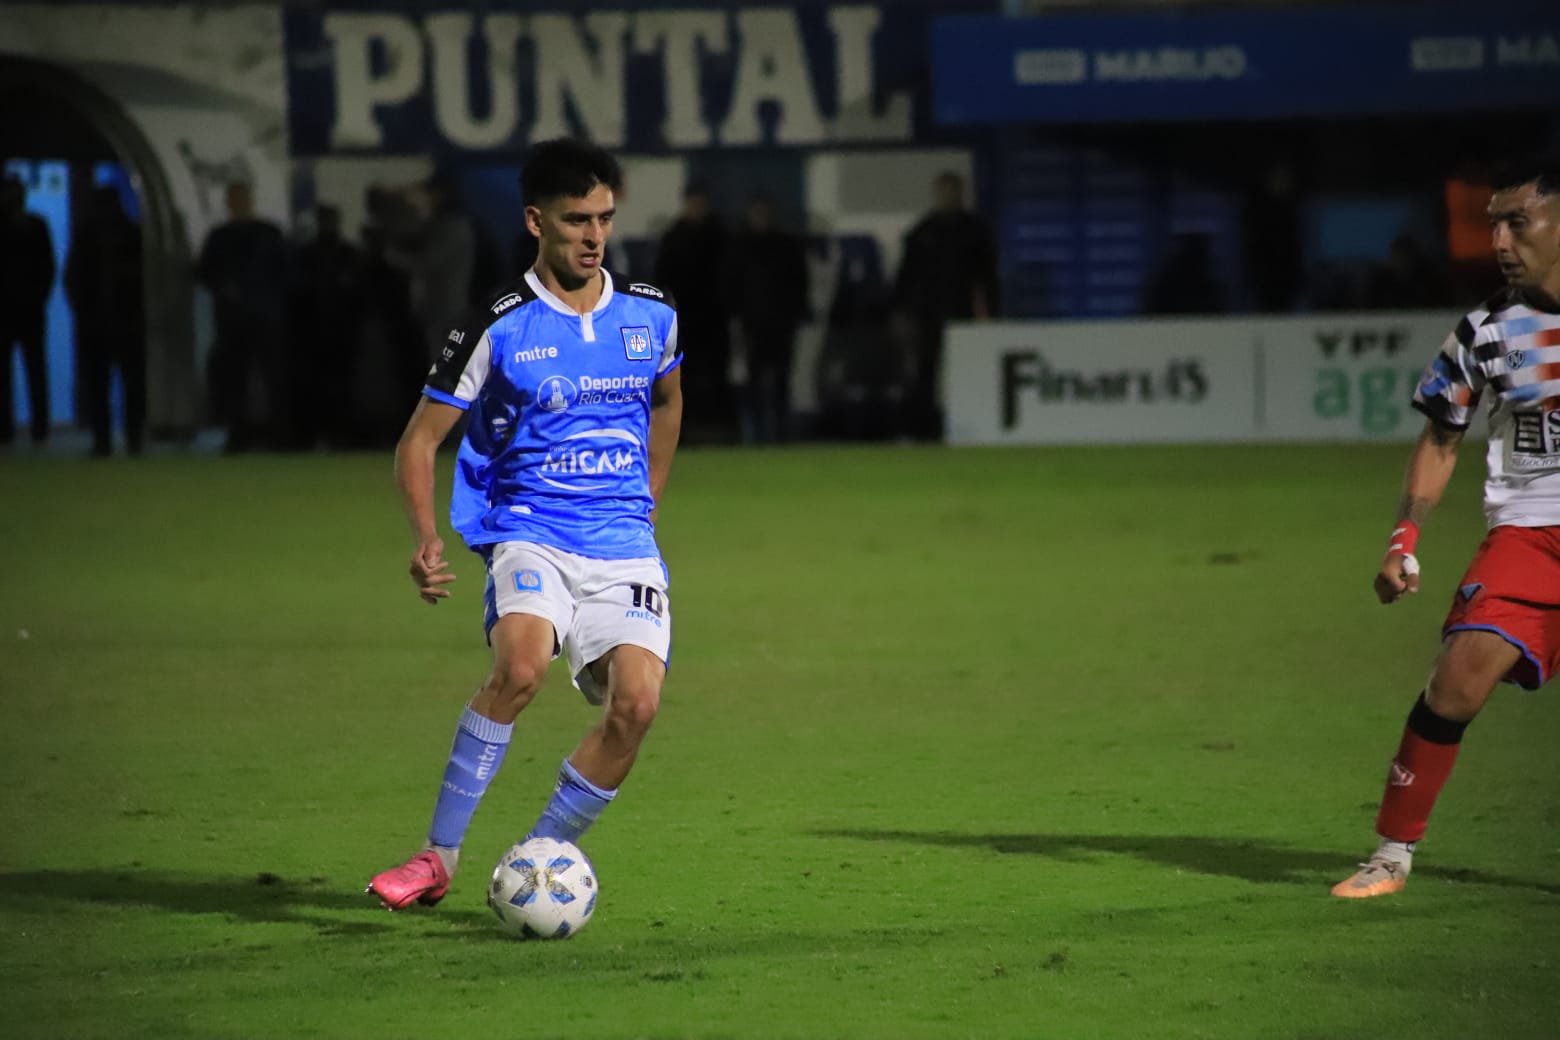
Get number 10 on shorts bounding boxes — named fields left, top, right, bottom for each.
left=627, top=583, right=665, bottom=620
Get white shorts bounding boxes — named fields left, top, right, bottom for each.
left=482, top=541, right=671, bottom=705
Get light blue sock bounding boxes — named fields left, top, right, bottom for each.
left=528, top=759, right=616, bottom=844
left=426, top=707, right=513, bottom=853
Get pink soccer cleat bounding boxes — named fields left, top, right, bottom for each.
left=367, top=850, right=451, bottom=910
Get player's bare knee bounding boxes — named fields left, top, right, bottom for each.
left=1424, top=671, right=1491, bottom=722
left=605, top=682, right=660, bottom=737
left=1426, top=631, right=1515, bottom=721
left=486, top=658, right=545, bottom=713
left=1425, top=657, right=1494, bottom=721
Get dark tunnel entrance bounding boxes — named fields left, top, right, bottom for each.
left=1, top=55, right=195, bottom=447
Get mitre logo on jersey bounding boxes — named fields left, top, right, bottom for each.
left=622, top=327, right=653, bottom=360
left=536, top=375, right=579, bottom=413
left=538, top=428, right=642, bottom=492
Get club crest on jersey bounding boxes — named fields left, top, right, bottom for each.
left=514, top=569, right=543, bottom=593
left=536, top=375, right=579, bottom=413
left=622, top=327, right=653, bottom=360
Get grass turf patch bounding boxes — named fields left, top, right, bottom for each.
left=1, top=445, right=1556, bottom=1039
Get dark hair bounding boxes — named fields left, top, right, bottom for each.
left=1491, top=156, right=1560, bottom=197
left=520, top=138, right=624, bottom=207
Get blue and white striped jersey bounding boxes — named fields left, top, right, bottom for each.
left=424, top=269, right=681, bottom=559
left=1413, top=288, right=1560, bottom=528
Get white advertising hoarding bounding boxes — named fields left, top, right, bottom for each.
left=944, top=318, right=1258, bottom=445
left=945, top=311, right=1469, bottom=445
left=1257, top=312, right=1462, bottom=440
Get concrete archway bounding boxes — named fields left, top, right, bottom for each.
left=0, top=55, right=196, bottom=436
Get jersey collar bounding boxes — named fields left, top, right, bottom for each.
left=524, top=268, right=615, bottom=316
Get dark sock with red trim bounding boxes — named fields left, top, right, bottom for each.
left=1374, top=692, right=1469, bottom=843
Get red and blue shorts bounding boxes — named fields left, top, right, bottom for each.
left=1442, top=525, right=1560, bottom=690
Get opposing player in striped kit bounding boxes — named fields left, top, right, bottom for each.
left=368, top=138, right=684, bottom=910
left=1334, top=158, right=1560, bottom=898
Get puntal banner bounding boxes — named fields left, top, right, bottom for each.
left=284, top=2, right=992, bottom=156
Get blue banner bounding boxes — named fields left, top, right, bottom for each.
left=934, top=6, right=1559, bottom=124
left=285, top=2, right=991, bottom=156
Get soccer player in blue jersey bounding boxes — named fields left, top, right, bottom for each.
left=368, top=138, right=683, bottom=910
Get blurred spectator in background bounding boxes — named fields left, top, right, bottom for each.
left=0, top=173, right=56, bottom=446
left=726, top=193, right=809, bottom=444
left=390, top=173, right=475, bottom=361
left=816, top=237, right=904, bottom=441
left=290, top=205, right=364, bottom=449
left=655, top=182, right=732, bottom=440
left=1241, top=162, right=1304, bottom=312
left=468, top=208, right=502, bottom=305
left=360, top=186, right=431, bottom=445
left=1142, top=232, right=1225, bottom=315
left=893, top=170, right=998, bottom=440
left=1367, top=232, right=1451, bottom=311
left=198, top=181, right=287, bottom=452
left=513, top=224, right=539, bottom=279
left=66, top=185, right=144, bottom=457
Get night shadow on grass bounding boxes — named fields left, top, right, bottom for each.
left=426, top=912, right=527, bottom=944
left=813, top=831, right=1560, bottom=897
left=0, top=869, right=413, bottom=935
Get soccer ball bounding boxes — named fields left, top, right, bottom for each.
left=488, top=837, right=598, bottom=939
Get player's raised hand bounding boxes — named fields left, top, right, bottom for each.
left=410, top=537, right=455, bottom=604
left=1374, top=552, right=1420, bottom=604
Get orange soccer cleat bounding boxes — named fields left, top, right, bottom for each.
left=1330, top=857, right=1409, bottom=899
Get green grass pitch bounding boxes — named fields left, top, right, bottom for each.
left=1, top=444, right=1557, bottom=1040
